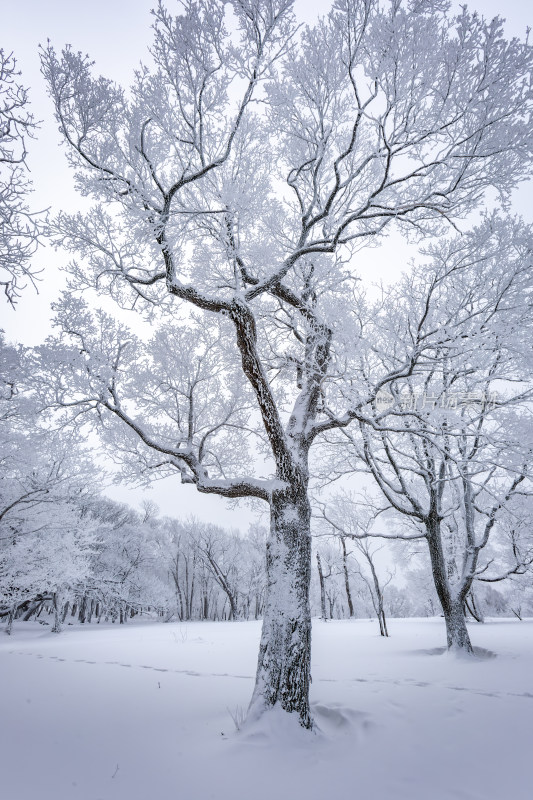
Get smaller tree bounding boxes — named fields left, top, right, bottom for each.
left=318, top=497, right=402, bottom=635
left=0, top=455, right=98, bottom=633
left=324, top=217, right=533, bottom=653
left=194, top=522, right=243, bottom=620
left=472, top=493, right=533, bottom=615
left=315, top=549, right=333, bottom=620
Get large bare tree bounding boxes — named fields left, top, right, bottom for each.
left=38, top=0, right=533, bottom=725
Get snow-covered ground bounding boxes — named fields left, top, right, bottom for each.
left=1, top=617, right=531, bottom=800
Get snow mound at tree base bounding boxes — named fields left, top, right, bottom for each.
left=413, top=645, right=497, bottom=659
left=235, top=700, right=371, bottom=746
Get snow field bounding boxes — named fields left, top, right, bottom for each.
left=1, top=617, right=531, bottom=800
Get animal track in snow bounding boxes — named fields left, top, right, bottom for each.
left=6, top=650, right=533, bottom=702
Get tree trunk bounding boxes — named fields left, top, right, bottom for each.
left=51, top=591, right=63, bottom=633
left=228, top=594, right=238, bottom=621
left=172, top=557, right=185, bottom=620
left=23, top=599, right=44, bottom=622
left=368, top=558, right=388, bottom=638
left=254, top=592, right=262, bottom=620
left=426, top=518, right=473, bottom=654
left=380, top=609, right=388, bottom=637
left=5, top=603, right=16, bottom=635
left=249, top=492, right=313, bottom=729
left=340, top=536, right=354, bottom=617
left=187, top=560, right=195, bottom=621
left=316, top=552, right=328, bottom=620
left=444, top=598, right=473, bottom=653
left=327, top=593, right=336, bottom=619
left=176, top=586, right=185, bottom=620
left=78, top=595, right=87, bottom=624
left=465, top=589, right=484, bottom=623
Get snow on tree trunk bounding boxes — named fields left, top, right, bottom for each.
left=51, top=591, right=63, bottom=633
left=444, top=598, right=473, bottom=654
left=249, top=492, right=313, bottom=730
left=426, top=518, right=473, bottom=654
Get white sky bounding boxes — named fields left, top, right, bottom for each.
left=1, top=0, right=532, bottom=524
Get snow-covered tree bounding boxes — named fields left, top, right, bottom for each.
left=38, top=0, right=533, bottom=725
left=325, top=218, right=533, bottom=652
left=472, top=493, right=533, bottom=614
left=0, top=442, right=100, bottom=633
left=0, top=50, right=41, bottom=305
left=318, top=500, right=395, bottom=634
left=0, top=334, right=100, bottom=632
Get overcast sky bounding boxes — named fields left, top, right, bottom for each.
left=2, top=0, right=531, bottom=524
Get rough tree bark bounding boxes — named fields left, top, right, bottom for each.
left=249, top=486, right=313, bottom=728
left=51, top=591, right=64, bottom=634
left=426, top=516, right=473, bottom=654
